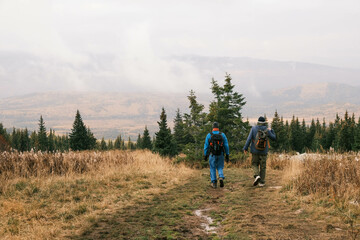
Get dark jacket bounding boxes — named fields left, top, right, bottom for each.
left=243, top=124, right=276, bottom=155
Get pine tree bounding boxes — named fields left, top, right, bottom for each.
left=305, top=119, right=316, bottom=151
left=127, top=136, right=135, bottom=150
left=208, top=74, right=247, bottom=151
left=38, top=115, right=48, bottom=151
left=354, top=117, right=360, bottom=151
left=154, top=108, right=177, bottom=157
left=69, top=110, right=96, bottom=151
left=270, top=111, right=282, bottom=151
left=325, top=122, right=335, bottom=149
left=29, top=131, right=37, bottom=151
left=19, top=128, right=30, bottom=152
left=136, top=134, right=142, bottom=149
left=100, top=138, right=107, bottom=150
left=173, top=109, right=186, bottom=152
left=107, top=139, right=114, bottom=150
left=11, top=128, right=20, bottom=150
left=320, top=118, right=327, bottom=149
left=114, top=135, right=122, bottom=149
left=86, top=127, right=97, bottom=150
left=289, top=116, right=302, bottom=152
left=48, top=129, right=55, bottom=152
left=142, top=126, right=152, bottom=150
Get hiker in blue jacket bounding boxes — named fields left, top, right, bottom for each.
left=243, top=116, right=276, bottom=187
left=204, top=122, right=230, bottom=188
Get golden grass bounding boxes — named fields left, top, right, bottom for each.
left=292, top=153, right=360, bottom=204
left=0, top=150, right=195, bottom=239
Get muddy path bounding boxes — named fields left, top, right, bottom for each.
left=71, top=168, right=349, bottom=239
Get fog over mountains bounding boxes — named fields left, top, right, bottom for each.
left=1, top=55, right=360, bottom=139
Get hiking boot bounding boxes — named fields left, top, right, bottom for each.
left=253, top=176, right=261, bottom=186
left=211, top=181, right=217, bottom=188
left=219, top=178, right=224, bottom=188
left=258, top=183, right=265, bottom=187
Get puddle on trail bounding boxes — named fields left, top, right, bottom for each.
left=194, top=208, right=217, bottom=234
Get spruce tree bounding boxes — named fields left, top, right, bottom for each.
left=86, top=127, right=97, bottom=149
left=306, top=119, right=316, bottom=151
left=100, top=138, right=107, bottom=150
left=320, top=118, right=327, bottom=149
left=38, top=115, right=48, bottom=151
left=326, top=122, right=335, bottom=150
left=208, top=74, right=247, bottom=151
left=173, top=109, right=186, bottom=152
left=114, top=135, right=122, bottom=149
left=19, top=128, right=30, bottom=152
left=270, top=111, right=281, bottom=151
left=108, top=139, right=114, bottom=150
left=136, top=134, right=142, bottom=149
left=11, top=128, right=20, bottom=150
left=127, top=136, right=135, bottom=150
left=69, top=110, right=96, bottom=151
left=354, top=117, right=360, bottom=151
left=142, top=126, right=152, bottom=150
left=289, top=116, right=302, bottom=152
left=48, top=129, right=55, bottom=152
left=154, top=108, right=177, bottom=157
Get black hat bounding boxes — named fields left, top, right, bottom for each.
left=212, top=122, right=219, bottom=128
left=258, top=116, right=266, bottom=124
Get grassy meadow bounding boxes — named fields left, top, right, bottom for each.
left=0, top=150, right=359, bottom=239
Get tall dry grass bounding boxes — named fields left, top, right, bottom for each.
left=0, top=150, right=194, bottom=239
left=292, top=153, right=360, bottom=203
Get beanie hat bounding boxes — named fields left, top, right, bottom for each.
left=212, top=122, right=219, bottom=129
left=258, top=116, right=266, bottom=124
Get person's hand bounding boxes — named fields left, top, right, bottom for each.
left=243, top=150, right=248, bottom=154
left=225, top=154, right=230, bottom=163
left=204, top=155, right=208, bottom=161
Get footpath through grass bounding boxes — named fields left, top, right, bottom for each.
left=72, top=167, right=349, bottom=240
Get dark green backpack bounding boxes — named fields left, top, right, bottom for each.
left=209, top=132, right=224, bottom=155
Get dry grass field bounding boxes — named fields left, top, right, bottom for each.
left=0, top=150, right=194, bottom=239
left=1, top=150, right=359, bottom=239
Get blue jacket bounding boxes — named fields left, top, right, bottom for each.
left=204, top=130, right=230, bottom=156
left=243, top=125, right=276, bottom=155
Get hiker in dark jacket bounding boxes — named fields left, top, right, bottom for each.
left=204, top=122, right=230, bottom=188
left=243, top=116, right=276, bottom=187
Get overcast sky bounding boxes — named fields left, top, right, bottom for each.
left=1, top=0, right=360, bottom=97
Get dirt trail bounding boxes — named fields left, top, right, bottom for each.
left=72, top=168, right=349, bottom=239
left=191, top=168, right=349, bottom=239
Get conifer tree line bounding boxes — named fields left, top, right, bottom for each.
left=0, top=110, right=139, bottom=152
left=270, top=110, right=360, bottom=153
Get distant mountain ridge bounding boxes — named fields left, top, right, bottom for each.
left=174, top=56, right=360, bottom=93
left=1, top=52, right=360, bottom=98
left=1, top=83, right=360, bottom=139
left=244, top=82, right=360, bottom=122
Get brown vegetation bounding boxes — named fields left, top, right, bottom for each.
left=291, top=153, right=360, bottom=204
left=0, top=150, right=194, bottom=239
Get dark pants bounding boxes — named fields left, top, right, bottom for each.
left=251, top=153, right=267, bottom=184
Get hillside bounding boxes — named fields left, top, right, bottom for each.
left=1, top=82, right=360, bottom=139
